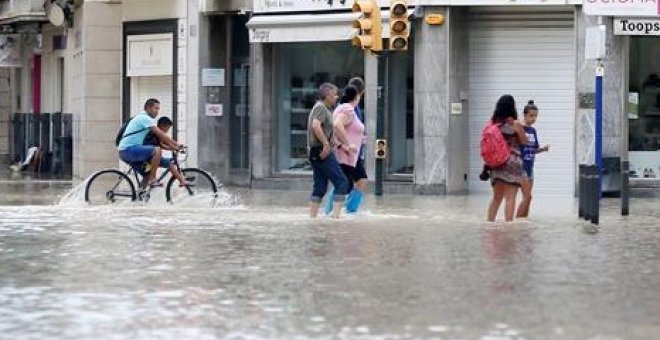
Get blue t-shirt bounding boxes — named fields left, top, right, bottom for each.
left=520, top=126, right=539, bottom=163
left=117, top=112, right=155, bottom=151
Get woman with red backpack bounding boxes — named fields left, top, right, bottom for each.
left=480, top=95, right=528, bottom=222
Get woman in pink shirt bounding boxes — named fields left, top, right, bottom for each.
left=325, top=85, right=365, bottom=215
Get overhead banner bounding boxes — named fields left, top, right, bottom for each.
left=615, top=18, right=660, bottom=35
left=584, top=0, right=660, bottom=17
left=0, top=34, right=22, bottom=68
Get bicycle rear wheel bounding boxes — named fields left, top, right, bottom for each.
left=165, top=168, right=218, bottom=206
left=85, top=169, right=137, bottom=205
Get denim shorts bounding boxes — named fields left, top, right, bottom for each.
left=119, top=145, right=171, bottom=175
left=309, top=147, right=348, bottom=203
left=119, top=145, right=155, bottom=164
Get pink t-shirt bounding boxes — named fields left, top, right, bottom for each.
left=333, top=103, right=365, bottom=167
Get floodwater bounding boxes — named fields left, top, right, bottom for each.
left=0, top=182, right=659, bottom=339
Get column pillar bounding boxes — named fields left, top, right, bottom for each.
left=71, top=1, right=122, bottom=178
left=413, top=7, right=449, bottom=195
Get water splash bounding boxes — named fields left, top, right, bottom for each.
left=55, top=177, right=240, bottom=208
left=57, top=180, right=88, bottom=206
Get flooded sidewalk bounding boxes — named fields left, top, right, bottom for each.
left=0, top=183, right=659, bottom=339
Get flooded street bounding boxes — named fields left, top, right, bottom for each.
left=0, top=183, right=659, bottom=339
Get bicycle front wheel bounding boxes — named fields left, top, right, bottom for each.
left=166, top=168, right=218, bottom=206
left=85, top=169, right=137, bottom=205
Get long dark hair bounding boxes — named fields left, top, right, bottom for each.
left=491, top=95, right=517, bottom=123
left=340, top=85, right=359, bottom=104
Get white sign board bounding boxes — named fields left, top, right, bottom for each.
left=584, top=0, right=659, bottom=17
left=202, top=68, right=225, bottom=87
left=615, top=18, right=660, bottom=35
left=585, top=25, right=607, bottom=60
left=205, top=103, right=223, bottom=117
left=127, top=34, right=174, bottom=77
left=0, top=34, right=22, bottom=68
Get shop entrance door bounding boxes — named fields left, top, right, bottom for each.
left=229, top=61, right=250, bottom=172
left=384, top=47, right=415, bottom=179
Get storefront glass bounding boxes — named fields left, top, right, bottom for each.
left=628, top=37, right=660, bottom=179
left=274, top=42, right=363, bottom=173
left=386, top=50, right=414, bottom=176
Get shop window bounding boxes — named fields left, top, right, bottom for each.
left=386, top=49, right=414, bottom=176
left=629, top=37, right=660, bottom=179
left=274, top=42, right=363, bottom=173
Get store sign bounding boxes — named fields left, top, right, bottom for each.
left=127, top=33, right=174, bottom=77
left=0, top=34, right=22, bottom=68
left=583, top=0, right=660, bottom=17
left=615, top=18, right=660, bottom=35
left=205, top=103, right=223, bottom=117
left=254, top=0, right=390, bottom=12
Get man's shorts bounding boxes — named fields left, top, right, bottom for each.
left=119, top=145, right=156, bottom=164
left=119, top=145, right=172, bottom=175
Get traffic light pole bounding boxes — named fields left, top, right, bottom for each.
left=375, top=51, right=389, bottom=196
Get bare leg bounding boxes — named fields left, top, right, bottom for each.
left=168, top=163, right=189, bottom=186
left=504, top=184, right=518, bottom=222
left=516, top=178, right=533, bottom=218
left=332, top=201, right=343, bottom=219
left=310, top=202, right=321, bottom=218
left=487, top=182, right=506, bottom=222
left=355, top=179, right=368, bottom=192
left=148, top=147, right=162, bottom=185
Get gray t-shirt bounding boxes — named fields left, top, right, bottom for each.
left=307, top=101, right=334, bottom=148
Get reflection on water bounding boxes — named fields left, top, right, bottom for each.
left=0, top=191, right=659, bottom=339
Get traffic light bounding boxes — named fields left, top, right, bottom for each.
left=352, top=0, right=382, bottom=52
left=375, top=139, right=388, bottom=159
left=389, top=0, right=409, bottom=51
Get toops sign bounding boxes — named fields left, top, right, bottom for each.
left=584, top=0, right=659, bottom=17
left=615, top=18, right=660, bottom=35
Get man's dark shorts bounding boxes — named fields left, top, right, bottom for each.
left=119, top=145, right=172, bottom=175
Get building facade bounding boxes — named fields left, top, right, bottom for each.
left=245, top=0, right=614, bottom=197
left=3, top=0, right=647, bottom=198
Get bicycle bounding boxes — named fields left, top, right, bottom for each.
left=84, top=147, right=219, bottom=206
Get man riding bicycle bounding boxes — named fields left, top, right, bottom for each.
left=117, top=98, right=184, bottom=188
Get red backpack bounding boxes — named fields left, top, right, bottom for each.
left=480, top=121, right=510, bottom=168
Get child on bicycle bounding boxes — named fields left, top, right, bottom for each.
left=141, top=117, right=189, bottom=187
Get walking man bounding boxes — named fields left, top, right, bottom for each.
left=308, top=83, right=349, bottom=219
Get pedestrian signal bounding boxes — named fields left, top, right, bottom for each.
left=389, top=0, right=409, bottom=51
left=352, top=0, right=382, bottom=52
left=375, top=139, right=388, bottom=159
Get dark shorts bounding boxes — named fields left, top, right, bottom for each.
left=119, top=146, right=171, bottom=175
left=309, top=147, right=348, bottom=203
left=354, top=158, right=368, bottom=181
left=523, top=161, right=534, bottom=180
left=119, top=145, right=155, bottom=164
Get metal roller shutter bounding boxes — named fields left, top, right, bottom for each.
left=468, top=8, right=576, bottom=197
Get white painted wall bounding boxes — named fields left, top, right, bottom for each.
left=122, top=0, right=185, bottom=21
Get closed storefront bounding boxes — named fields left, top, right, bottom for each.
left=468, top=8, right=577, bottom=197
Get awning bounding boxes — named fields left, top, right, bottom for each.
left=246, top=10, right=402, bottom=43
left=0, top=13, right=47, bottom=26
